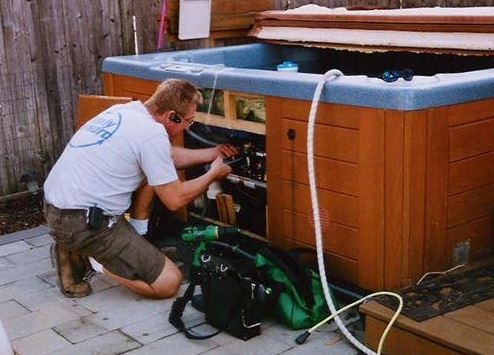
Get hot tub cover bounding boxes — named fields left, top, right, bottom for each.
left=250, top=5, right=494, bottom=55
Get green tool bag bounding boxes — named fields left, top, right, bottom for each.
left=255, top=247, right=335, bottom=330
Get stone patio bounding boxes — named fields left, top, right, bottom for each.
left=0, top=227, right=358, bottom=355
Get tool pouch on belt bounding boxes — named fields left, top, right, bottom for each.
left=169, top=241, right=266, bottom=341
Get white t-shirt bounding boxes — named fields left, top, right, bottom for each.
left=44, top=101, right=178, bottom=215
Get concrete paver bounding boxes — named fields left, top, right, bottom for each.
left=0, top=300, right=30, bottom=320
left=0, top=241, right=32, bottom=257
left=24, top=234, right=52, bottom=248
left=0, top=229, right=358, bottom=355
left=0, top=276, right=53, bottom=304
left=0, top=258, right=52, bottom=285
left=3, top=302, right=83, bottom=341
left=53, top=318, right=111, bottom=344
left=11, top=329, right=71, bottom=355
left=121, top=307, right=204, bottom=345
left=5, top=244, right=50, bottom=265
left=125, top=332, right=219, bottom=355
left=50, top=330, right=141, bottom=355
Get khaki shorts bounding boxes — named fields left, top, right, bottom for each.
left=44, top=203, right=165, bottom=284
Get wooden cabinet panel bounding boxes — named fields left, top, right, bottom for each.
left=279, top=98, right=361, bottom=129
left=425, top=107, right=449, bottom=271
left=76, top=95, right=132, bottom=129
left=281, top=180, right=359, bottom=228
left=449, top=151, right=494, bottom=195
left=402, top=110, right=427, bottom=285
left=281, top=119, right=359, bottom=163
left=358, top=108, right=385, bottom=289
left=281, top=150, right=358, bottom=196
left=111, top=75, right=159, bottom=99
left=287, top=240, right=359, bottom=284
left=448, top=183, right=494, bottom=227
left=447, top=97, right=494, bottom=126
left=449, top=118, right=494, bottom=162
left=448, top=215, right=494, bottom=260
left=282, top=210, right=358, bottom=259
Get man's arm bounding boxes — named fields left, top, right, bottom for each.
left=153, top=156, right=231, bottom=211
left=171, top=144, right=237, bottom=169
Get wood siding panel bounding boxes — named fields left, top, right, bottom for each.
left=281, top=119, right=359, bottom=162
left=281, top=181, right=359, bottom=227
left=358, top=109, right=384, bottom=289
left=449, top=118, right=494, bottom=162
left=384, top=110, right=404, bottom=289
left=288, top=240, right=358, bottom=285
left=448, top=215, right=494, bottom=259
left=403, top=110, right=428, bottom=285
left=281, top=150, right=358, bottom=196
left=449, top=152, right=494, bottom=195
left=76, top=95, right=133, bottom=128
left=447, top=97, right=494, bottom=127
left=425, top=107, right=449, bottom=271
left=282, top=210, right=358, bottom=259
left=448, top=183, right=494, bottom=227
left=279, top=98, right=361, bottom=129
left=110, top=75, right=159, bottom=99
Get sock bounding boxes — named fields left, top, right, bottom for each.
left=129, top=217, right=149, bottom=236
left=89, top=257, right=103, bottom=273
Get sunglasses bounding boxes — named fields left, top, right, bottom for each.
left=381, top=69, right=414, bottom=82
left=172, top=112, right=195, bottom=127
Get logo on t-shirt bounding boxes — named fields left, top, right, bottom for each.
left=69, top=112, right=122, bottom=148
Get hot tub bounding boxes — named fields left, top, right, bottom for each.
left=102, top=42, right=494, bottom=291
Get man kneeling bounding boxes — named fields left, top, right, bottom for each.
left=44, top=79, right=237, bottom=298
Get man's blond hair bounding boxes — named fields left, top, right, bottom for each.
left=145, top=79, right=202, bottom=116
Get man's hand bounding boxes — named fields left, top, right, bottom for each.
left=215, top=144, right=238, bottom=159
left=209, top=156, right=232, bottom=181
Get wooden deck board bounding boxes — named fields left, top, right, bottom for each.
left=443, top=303, right=494, bottom=335
left=361, top=300, right=494, bottom=354
left=476, top=298, right=494, bottom=312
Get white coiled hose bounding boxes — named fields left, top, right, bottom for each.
left=306, top=69, right=403, bottom=355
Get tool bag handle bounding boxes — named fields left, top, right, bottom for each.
left=168, top=274, right=221, bottom=340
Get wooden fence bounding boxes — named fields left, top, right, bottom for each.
left=0, top=0, right=493, bottom=195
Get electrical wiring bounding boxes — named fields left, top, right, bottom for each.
left=416, top=263, right=466, bottom=285
left=305, top=69, right=404, bottom=355
left=185, top=129, right=219, bottom=147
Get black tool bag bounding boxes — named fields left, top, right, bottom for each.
left=169, top=241, right=265, bottom=341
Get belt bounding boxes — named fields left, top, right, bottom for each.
left=45, top=203, right=87, bottom=216
left=45, top=203, right=122, bottom=228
